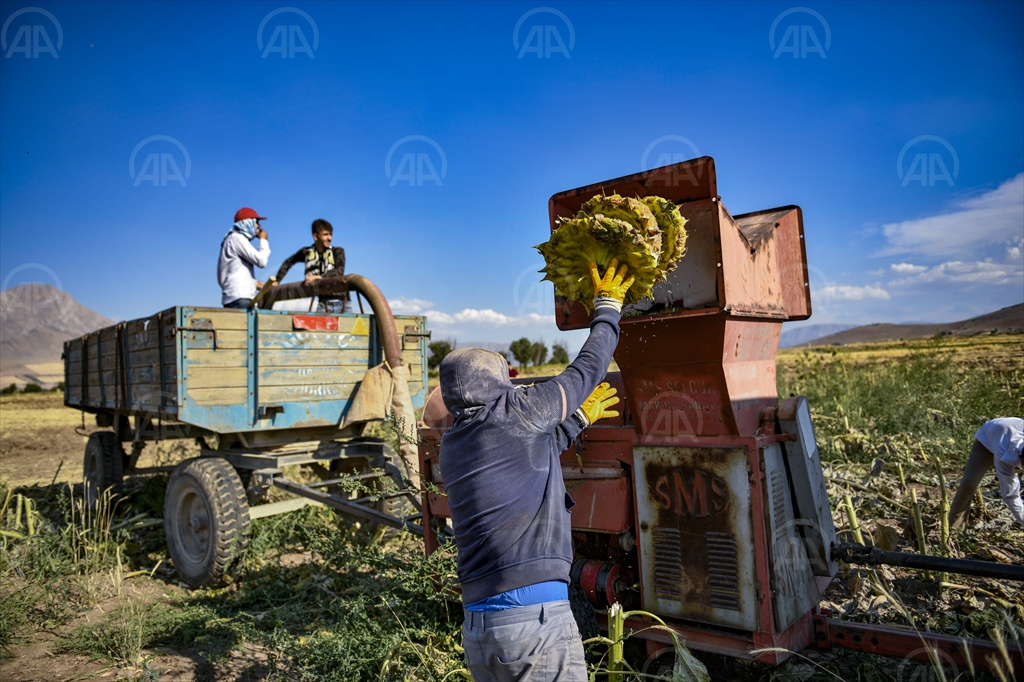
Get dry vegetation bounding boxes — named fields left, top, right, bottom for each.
left=1, top=333, right=1022, bottom=681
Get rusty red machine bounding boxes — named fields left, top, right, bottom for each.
left=418, top=158, right=1023, bottom=674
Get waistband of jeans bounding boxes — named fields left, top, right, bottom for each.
left=463, top=600, right=571, bottom=629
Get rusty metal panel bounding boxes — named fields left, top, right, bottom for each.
left=634, top=446, right=758, bottom=631
left=721, top=206, right=810, bottom=320
left=779, top=396, right=838, bottom=577
left=615, top=314, right=781, bottom=438
left=762, top=443, right=819, bottom=633
left=565, top=474, right=632, bottom=532
left=721, top=319, right=782, bottom=437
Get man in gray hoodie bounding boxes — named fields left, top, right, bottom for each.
left=439, top=260, right=633, bottom=681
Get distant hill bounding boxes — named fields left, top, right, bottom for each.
left=0, top=284, right=113, bottom=384
left=780, top=323, right=857, bottom=348
left=803, top=304, right=1023, bottom=347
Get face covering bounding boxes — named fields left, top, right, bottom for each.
left=231, top=218, right=259, bottom=239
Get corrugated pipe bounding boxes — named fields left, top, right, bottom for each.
left=344, top=275, right=402, bottom=367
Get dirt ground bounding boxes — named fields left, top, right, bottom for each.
left=0, top=575, right=282, bottom=682
left=0, top=393, right=193, bottom=488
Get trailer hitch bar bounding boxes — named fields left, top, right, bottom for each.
left=833, top=542, right=1024, bottom=582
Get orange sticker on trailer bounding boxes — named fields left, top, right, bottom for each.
left=292, top=315, right=338, bottom=331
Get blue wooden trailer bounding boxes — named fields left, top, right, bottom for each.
left=64, top=278, right=435, bottom=587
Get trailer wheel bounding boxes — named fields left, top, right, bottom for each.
left=164, top=457, right=251, bottom=588
left=83, top=432, right=125, bottom=506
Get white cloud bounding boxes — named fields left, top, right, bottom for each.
left=879, top=173, right=1024, bottom=258
left=389, top=297, right=433, bottom=315
left=888, top=260, right=1024, bottom=287
left=818, top=284, right=890, bottom=301
left=423, top=308, right=549, bottom=327
left=889, top=263, right=927, bottom=274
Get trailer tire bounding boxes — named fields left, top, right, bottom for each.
left=83, top=432, right=125, bottom=507
left=164, top=457, right=251, bottom=588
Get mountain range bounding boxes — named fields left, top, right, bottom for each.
left=0, top=284, right=113, bottom=387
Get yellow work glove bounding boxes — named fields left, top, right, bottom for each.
left=575, top=382, right=620, bottom=426
left=589, top=258, right=636, bottom=312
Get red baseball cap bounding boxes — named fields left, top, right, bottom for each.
left=234, top=207, right=267, bottom=222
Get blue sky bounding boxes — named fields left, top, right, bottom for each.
left=1, top=1, right=1022, bottom=352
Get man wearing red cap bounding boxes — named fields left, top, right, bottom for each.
left=218, top=208, right=271, bottom=308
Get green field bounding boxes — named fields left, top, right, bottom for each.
left=1, top=335, right=1022, bottom=681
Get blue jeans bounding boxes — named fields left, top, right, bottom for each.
left=317, top=298, right=345, bottom=313
left=224, top=298, right=251, bottom=309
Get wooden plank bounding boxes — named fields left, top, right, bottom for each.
left=259, top=366, right=368, bottom=386
left=129, top=366, right=162, bottom=384
left=127, top=330, right=160, bottom=351
left=187, top=367, right=248, bottom=389
left=185, top=349, right=248, bottom=368
left=260, top=348, right=372, bottom=367
left=261, top=383, right=356, bottom=403
left=184, top=329, right=247, bottom=350
left=186, top=387, right=247, bottom=406
left=128, top=384, right=178, bottom=404
left=259, top=330, right=372, bottom=350
left=129, top=348, right=170, bottom=366
left=184, top=310, right=248, bottom=331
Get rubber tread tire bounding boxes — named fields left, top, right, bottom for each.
left=83, top=432, right=125, bottom=505
left=164, top=457, right=251, bottom=588
left=569, top=581, right=601, bottom=642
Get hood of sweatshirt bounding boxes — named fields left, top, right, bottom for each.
left=438, top=347, right=514, bottom=421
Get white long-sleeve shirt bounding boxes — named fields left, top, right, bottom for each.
left=976, top=417, right=1024, bottom=526
left=218, top=231, right=270, bottom=305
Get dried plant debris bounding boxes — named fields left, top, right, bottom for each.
left=823, top=444, right=1023, bottom=638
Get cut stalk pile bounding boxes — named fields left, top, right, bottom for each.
left=536, top=193, right=688, bottom=310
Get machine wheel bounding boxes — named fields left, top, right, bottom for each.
left=83, top=432, right=125, bottom=506
left=164, top=457, right=251, bottom=588
left=569, top=581, right=601, bottom=642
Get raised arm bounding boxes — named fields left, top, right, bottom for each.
left=275, top=247, right=307, bottom=282
left=511, top=260, right=633, bottom=432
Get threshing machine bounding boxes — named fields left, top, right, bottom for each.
left=419, top=157, right=1024, bottom=674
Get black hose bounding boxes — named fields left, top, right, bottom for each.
left=833, top=543, right=1024, bottom=582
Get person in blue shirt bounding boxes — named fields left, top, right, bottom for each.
left=438, top=261, right=633, bottom=681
